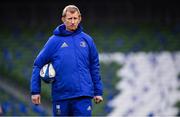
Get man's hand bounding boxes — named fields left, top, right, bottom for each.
left=93, top=96, right=103, bottom=104
left=31, top=94, right=41, bottom=105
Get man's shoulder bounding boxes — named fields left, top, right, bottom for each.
left=80, top=32, right=93, bottom=41
left=49, top=35, right=60, bottom=39
left=48, top=35, right=62, bottom=42
left=45, top=35, right=62, bottom=46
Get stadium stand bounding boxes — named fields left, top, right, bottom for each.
left=0, top=88, right=48, bottom=116
left=100, top=52, right=180, bottom=116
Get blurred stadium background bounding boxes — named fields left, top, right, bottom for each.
left=0, top=0, right=180, bottom=116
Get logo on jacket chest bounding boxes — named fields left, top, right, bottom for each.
left=80, top=41, right=86, bottom=47
left=61, top=42, right=68, bottom=48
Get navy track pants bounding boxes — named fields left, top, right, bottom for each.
left=52, top=96, right=92, bottom=116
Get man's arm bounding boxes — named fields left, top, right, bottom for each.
left=89, top=39, right=103, bottom=103
left=30, top=36, right=58, bottom=104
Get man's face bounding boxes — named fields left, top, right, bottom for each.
left=62, top=11, right=81, bottom=31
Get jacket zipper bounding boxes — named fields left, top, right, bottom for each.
left=72, top=36, right=81, bottom=91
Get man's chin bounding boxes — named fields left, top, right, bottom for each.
left=69, top=28, right=77, bottom=31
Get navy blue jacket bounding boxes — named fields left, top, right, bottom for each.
left=31, top=24, right=103, bottom=101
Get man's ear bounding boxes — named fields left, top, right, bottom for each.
left=79, top=16, right=82, bottom=23
left=61, top=17, right=65, bottom=23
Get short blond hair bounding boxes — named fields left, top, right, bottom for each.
left=62, top=5, right=81, bottom=17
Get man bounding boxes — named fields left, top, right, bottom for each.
left=31, top=5, right=103, bottom=116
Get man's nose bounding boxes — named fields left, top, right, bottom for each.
left=71, top=19, right=75, bottom=24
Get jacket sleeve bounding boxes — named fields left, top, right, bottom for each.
left=89, top=39, right=103, bottom=96
left=30, top=36, right=57, bottom=95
